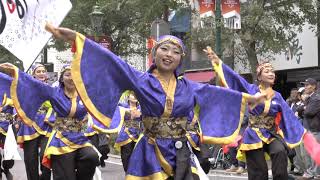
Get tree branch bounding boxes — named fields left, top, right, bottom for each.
left=264, top=0, right=295, bottom=11
left=250, top=0, right=267, bottom=36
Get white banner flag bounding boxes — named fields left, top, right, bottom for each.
left=0, top=0, right=72, bottom=70
left=4, top=124, right=21, bottom=160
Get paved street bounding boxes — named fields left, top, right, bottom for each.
left=11, top=160, right=248, bottom=180
left=9, top=150, right=250, bottom=180
left=9, top=150, right=300, bottom=180
left=9, top=150, right=126, bottom=180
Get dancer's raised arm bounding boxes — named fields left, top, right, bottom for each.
left=204, top=46, right=257, bottom=94
left=45, top=23, right=76, bottom=43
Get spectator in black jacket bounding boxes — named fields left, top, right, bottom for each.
left=300, top=78, right=320, bottom=179
left=291, top=87, right=311, bottom=176
left=303, top=78, right=320, bottom=133
left=286, top=88, right=299, bottom=107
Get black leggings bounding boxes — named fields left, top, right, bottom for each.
left=246, top=139, right=288, bottom=180
left=120, top=141, right=136, bottom=172
left=0, top=153, right=14, bottom=170
left=23, top=135, right=51, bottom=180
left=0, top=134, right=14, bottom=171
left=51, top=146, right=100, bottom=180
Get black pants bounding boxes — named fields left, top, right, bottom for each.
left=193, top=144, right=211, bottom=174
left=246, top=139, right=288, bottom=180
left=169, top=138, right=200, bottom=180
left=88, top=134, right=99, bottom=148
left=89, top=134, right=110, bottom=167
left=0, top=134, right=14, bottom=180
left=0, top=155, right=14, bottom=171
left=229, top=147, right=245, bottom=168
left=0, top=134, right=14, bottom=171
left=23, top=135, right=51, bottom=180
left=51, top=146, right=100, bottom=180
left=120, top=141, right=136, bottom=172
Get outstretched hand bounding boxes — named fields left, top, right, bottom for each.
left=45, top=23, right=76, bottom=43
left=203, top=46, right=220, bottom=65
left=0, top=63, right=16, bottom=76
left=248, top=92, right=267, bottom=109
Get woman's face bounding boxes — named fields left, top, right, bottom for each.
left=62, top=70, right=75, bottom=89
left=128, top=94, right=138, bottom=103
left=154, top=42, right=182, bottom=73
left=258, top=67, right=275, bottom=85
left=33, top=66, right=47, bottom=82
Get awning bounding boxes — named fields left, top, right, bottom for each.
left=286, top=68, right=320, bottom=82
left=184, top=71, right=215, bottom=82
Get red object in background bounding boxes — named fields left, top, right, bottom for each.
left=303, top=132, right=320, bottom=165
left=222, top=135, right=242, bottom=154
left=198, top=0, right=215, bottom=16
left=87, top=35, right=112, bottom=50
left=221, top=0, right=240, bottom=15
left=99, top=37, right=112, bottom=49
left=275, top=112, right=282, bottom=132
left=184, top=71, right=215, bottom=82
left=147, top=37, right=156, bottom=68
left=71, top=41, right=76, bottom=53
left=42, top=156, right=52, bottom=169
left=147, top=37, right=156, bottom=49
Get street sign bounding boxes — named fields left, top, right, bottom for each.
left=222, top=0, right=241, bottom=29
left=87, top=35, right=112, bottom=50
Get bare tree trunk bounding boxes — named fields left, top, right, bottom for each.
left=247, top=41, right=258, bottom=83
left=163, top=4, right=169, bottom=22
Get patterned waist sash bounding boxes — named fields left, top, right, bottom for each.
left=124, top=120, right=141, bottom=129
left=0, top=112, right=14, bottom=122
left=54, top=117, right=86, bottom=133
left=142, top=116, right=195, bottom=138
left=249, top=115, right=275, bottom=130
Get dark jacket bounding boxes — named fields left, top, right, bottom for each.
left=295, top=102, right=305, bottom=119
left=304, top=92, right=320, bottom=132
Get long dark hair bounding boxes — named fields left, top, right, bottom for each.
left=58, top=65, right=71, bottom=88
left=127, top=92, right=139, bottom=107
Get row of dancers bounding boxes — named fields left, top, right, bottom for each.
left=0, top=23, right=318, bottom=180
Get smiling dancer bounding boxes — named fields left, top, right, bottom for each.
left=205, top=47, right=307, bottom=180
left=40, top=24, right=270, bottom=180
left=16, top=64, right=53, bottom=180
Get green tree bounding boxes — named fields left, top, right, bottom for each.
left=55, top=0, right=186, bottom=57
left=192, top=0, right=318, bottom=80
left=0, top=46, right=24, bottom=71
left=1, top=0, right=186, bottom=71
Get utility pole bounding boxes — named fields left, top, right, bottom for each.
left=43, top=47, right=47, bottom=64
left=215, top=0, right=222, bottom=58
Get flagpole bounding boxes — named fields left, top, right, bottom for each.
left=26, top=39, right=51, bottom=73
left=26, top=52, right=42, bottom=73
left=215, top=0, right=222, bottom=58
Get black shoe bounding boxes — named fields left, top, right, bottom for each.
left=0, top=168, right=3, bottom=180
left=100, top=157, right=106, bottom=167
left=3, top=169, right=13, bottom=180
